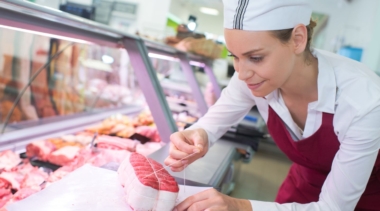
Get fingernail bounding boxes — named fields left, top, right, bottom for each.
left=193, top=148, right=200, bottom=153
left=196, top=144, right=203, bottom=148
left=181, top=160, right=188, bottom=164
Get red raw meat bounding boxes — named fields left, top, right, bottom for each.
left=12, top=188, right=40, bottom=201
left=20, top=168, right=48, bottom=190
left=118, top=153, right=179, bottom=211
left=47, top=165, right=73, bottom=183
left=96, top=135, right=137, bottom=152
left=0, top=172, right=24, bottom=190
left=0, top=194, right=12, bottom=209
left=0, top=178, right=11, bottom=199
left=26, top=140, right=55, bottom=161
left=135, top=126, right=161, bottom=142
left=0, top=151, right=21, bottom=171
left=47, top=146, right=81, bottom=166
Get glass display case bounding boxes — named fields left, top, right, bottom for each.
left=0, top=0, right=177, bottom=152
left=143, top=40, right=222, bottom=130
left=0, top=2, right=247, bottom=207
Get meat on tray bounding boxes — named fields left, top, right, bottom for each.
left=96, top=135, right=137, bottom=151
left=26, top=140, right=55, bottom=161
left=0, top=151, right=22, bottom=171
left=12, top=187, right=40, bottom=201
left=118, top=153, right=179, bottom=211
left=0, top=178, right=11, bottom=199
left=135, top=126, right=161, bottom=142
left=47, top=146, right=81, bottom=166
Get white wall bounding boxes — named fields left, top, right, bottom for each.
left=169, top=0, right=224, bottom=36
left=34, top=0, right=172, bottom=40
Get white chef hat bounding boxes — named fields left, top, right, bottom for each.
left=223, top=0, right=312, bottom=31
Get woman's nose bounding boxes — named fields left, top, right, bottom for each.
left=237, top=62, right=254, bottom=81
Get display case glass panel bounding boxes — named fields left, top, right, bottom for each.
left=0, top=26, right=145, bottom=134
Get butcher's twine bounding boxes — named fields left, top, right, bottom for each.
left=140, top=152, right=198, bottom=180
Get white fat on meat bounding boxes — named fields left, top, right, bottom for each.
left=26, top=140, right=55, bottom=161
left=96, top=135, right=137, bottom=151
left=0, top=151, right=21, bottom=171
left=47, top=146, right=81, bottom=166
left=118, top=153, right=179, bottom=211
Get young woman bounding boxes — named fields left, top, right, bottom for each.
left=165, top=0, right=380, bottom=210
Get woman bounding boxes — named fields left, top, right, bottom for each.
left=165, top=0, right=380, bottom=210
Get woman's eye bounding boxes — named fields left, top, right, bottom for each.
left=227, top=54, right=236, bottom=58
left=250, top=57, right=263, bottom=62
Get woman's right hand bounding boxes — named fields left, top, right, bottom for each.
left=164, top=128, right=209, bottom=172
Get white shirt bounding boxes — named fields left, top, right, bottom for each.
left=189, top=49, right=380, bottom=211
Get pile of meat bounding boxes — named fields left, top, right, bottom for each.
left=118, top=153, right=179, bottom=211
left=0, top=111, right=166, bottom=210
left=0, top=151, right=48, bottom=209
left=85, top=112, right=160, bottom=142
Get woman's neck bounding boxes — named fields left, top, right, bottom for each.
left=280, top=54, right=319, bottom=102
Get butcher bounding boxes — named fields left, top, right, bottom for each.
left=165, top=0, right=380, bottom=210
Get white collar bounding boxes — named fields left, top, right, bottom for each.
left=265, top=49, right=337, bottom=114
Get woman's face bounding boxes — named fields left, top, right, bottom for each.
left=225, top=29, right=297, bottom=97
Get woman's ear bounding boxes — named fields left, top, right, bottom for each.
left=291, top=24, right=308, bottom=55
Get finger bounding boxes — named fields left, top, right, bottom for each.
left=164, top=157, right=185, bottom=168
left=205, top=206, right=225, bottom=211
left=171, top=133, right=199, bottom=154
left=187, top=199, right=213, bottom=211
left=175, top=189, right=213, bottom=211
left=192, top=133, right=205, bottom=153
left=170, top=165, right=186, bottom=172
left=169, top=143, right=190, bottom=160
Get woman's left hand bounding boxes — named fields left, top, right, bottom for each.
left=174, top=188, right=252, bottom=211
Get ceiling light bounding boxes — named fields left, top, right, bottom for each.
left=102, top=55, right=114, bottom=64
left=187, top=22, right=197, bottom=31
left=200, top=7, right=219, bottom=16
left=0, top=24, right=91, bottom=44
left=148, top=53, right=180, bottom=62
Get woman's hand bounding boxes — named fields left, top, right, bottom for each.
left=175, top=188, right=252, bottom=211
left=164, top=128, right=208, bottom=172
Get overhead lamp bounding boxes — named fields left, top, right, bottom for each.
left=187, top=15, right=197, bottom=32
left=0, top=24, right=91, bottom=44
left=148, top=53, right=180, bottom=62
left=102, top=55, right=114, bottom=64
left=200, top=7, right=219, bottom=16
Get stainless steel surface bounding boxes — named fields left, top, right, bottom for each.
left=178, top=53, right=209, bottom=115
left=123, top=38, right=178, bottom=143
left=149, top=139, right=237, bottom=188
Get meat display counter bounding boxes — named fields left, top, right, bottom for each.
left=0, top=0, right=244, bottom=207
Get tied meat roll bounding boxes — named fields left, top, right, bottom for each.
left=118, top=153, right=179, bottom=211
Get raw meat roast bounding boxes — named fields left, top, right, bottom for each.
left=118, top=153, right=179, bottom=211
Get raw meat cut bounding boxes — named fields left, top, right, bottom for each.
left=0, top=172, right=23, bottom=190
left=118, top=153, right=179, bottom=211
left=135, top=126, right=161, bottom=142
left=12, top=187, right=39, bottom=201
left=0, top=193, right=12, bottom=209
left=0, top=151, right=21, bottom=171
left=20, top=168, right=48, bottom=190
left=116, top=127, right=135, bottom=138
left=26, top=140, right=55, bottom=161
left=96, top=135, right=137, bottom=152
left=47, top=146, right=81, bottom=166
left=136, top=142, right=163, bottom=156
left=0, top=178, right=11, bottom=199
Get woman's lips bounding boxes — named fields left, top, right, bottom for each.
left=247, top=81, right=265, bottom=90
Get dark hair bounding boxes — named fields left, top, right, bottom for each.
left=271, top=19, right=317, bottom=63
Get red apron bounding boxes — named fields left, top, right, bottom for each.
left=267, top=106, right=380, bottom=210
